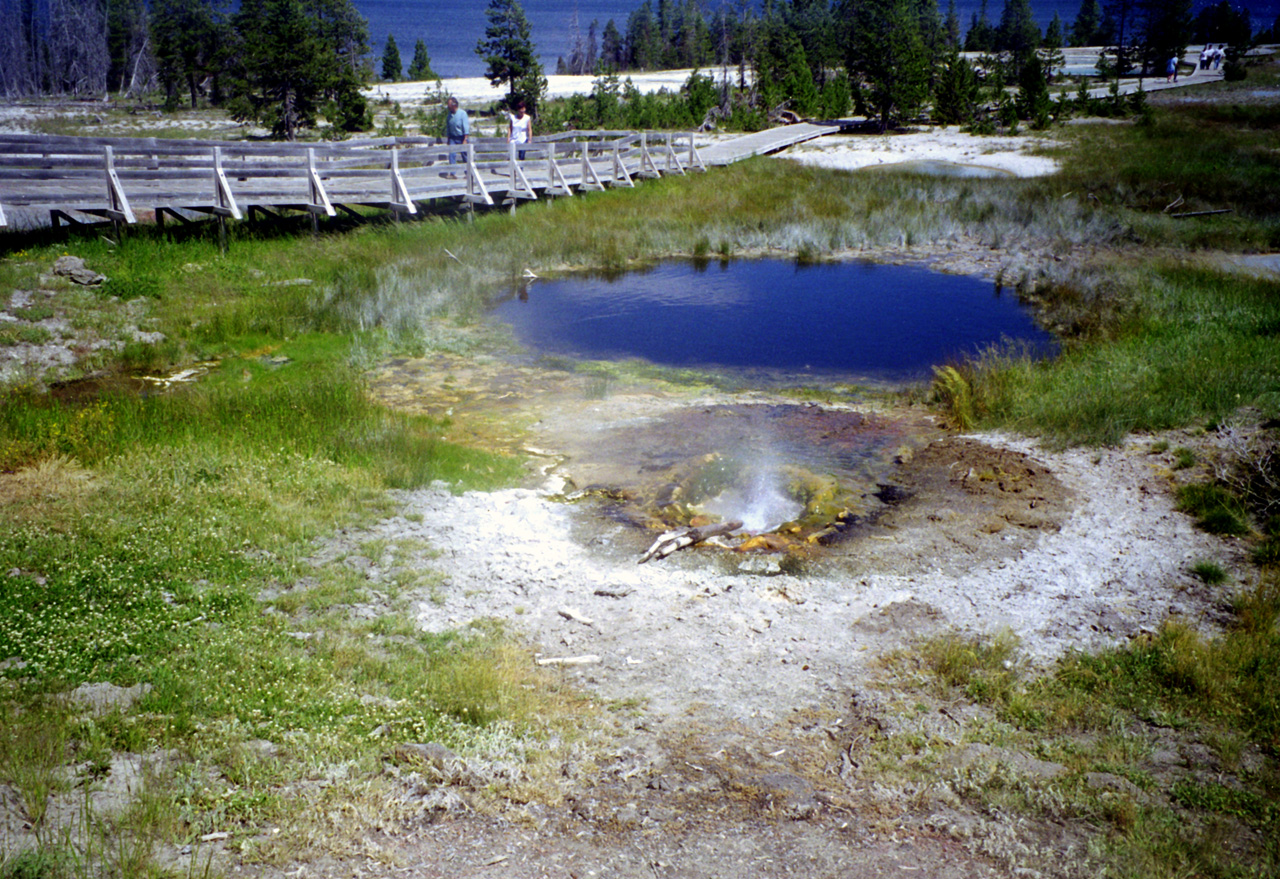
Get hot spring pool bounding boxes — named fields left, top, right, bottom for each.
left=491, top=259, right=1056, bottom=385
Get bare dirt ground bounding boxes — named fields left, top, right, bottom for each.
left=254, top=354, right=1241, bottom=879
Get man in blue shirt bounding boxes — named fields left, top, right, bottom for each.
left=445, top=97, right=469, bottom=176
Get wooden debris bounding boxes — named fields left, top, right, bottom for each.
left=558, top=606, right=593, bottom=625
left=1169, top=209, right=1233, bottom=219
left=535, top=654, right=601, bottom=666
left=638, top=520, right=743, bottom=564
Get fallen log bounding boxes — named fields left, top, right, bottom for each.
left=638, top=520, right=743, bottom=564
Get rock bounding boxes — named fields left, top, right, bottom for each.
left=747, top=772, right=820, bottom=820
left=738, top=557, right=783, bottom=575
left=1085, top=771, right=1143, bottom=797
left=244, top=739, right=280, bottom=758
left=393, top=742, right=460, bottom=773
left=418, top=787, right=469, bottom=815
left=944, top=743, right=1068, bottom=780
left=69, top=682, right=152, bottom=716
left=52, top=256, right=106, bottom=286
left=874, top=483, right=913, bottom=504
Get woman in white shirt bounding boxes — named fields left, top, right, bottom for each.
left=508, top=100, right=532, bottom=161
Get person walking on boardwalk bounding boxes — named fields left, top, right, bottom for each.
left=1166, top=54, right=1178, bottom=82
left=508, top=99, right=532, bottom=161
left=445, top=97, right=469, bottom=176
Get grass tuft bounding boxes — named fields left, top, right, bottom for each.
left=1190, top=559, right=1228, bottom=585
left=1177, top=482, right=1252, bottom=536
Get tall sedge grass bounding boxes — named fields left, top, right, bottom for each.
left=954, top=263, right=1280, bottom=446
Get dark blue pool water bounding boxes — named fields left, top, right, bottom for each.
left=491, top=260, right=1057, bottom=384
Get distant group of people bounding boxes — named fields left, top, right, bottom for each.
left=1166, top=44, right=1228, bottom=82
left=443, top=95, right=533, bottom=176
left=1199, top=44, right=1227, bottom=71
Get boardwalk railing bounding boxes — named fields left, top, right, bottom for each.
left=0, top=130, right=707, bottom=229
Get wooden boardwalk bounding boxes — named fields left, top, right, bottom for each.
left=0, top=122, right=852, bottom=230
left=0, top=129, right=709, bottom=230
left=699, top=123, right=843, bottom=166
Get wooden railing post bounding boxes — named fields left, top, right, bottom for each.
left=611, top=142, right=634, bottom=187
left=389, top=148, right=416, bottom=218
left=506, top=141, right=536, bottom=210
left=579, top=140, right=605, bottom=191
left=545, top=143, right=573, bottom=197
left=662, top=132, right=684, bottom=175
left=640, top=132, right=661, bottom=178
left=687, top=132, right=706, bottom=172
left=464, top=141, right=493, bottom=215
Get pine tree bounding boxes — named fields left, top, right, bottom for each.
left=1044, top=12, right=1064, bottom=48
left=1101, top=0, right=1138, bottom=75
left=943, top=0, right=962, bottom=50
left=964, top=0, right=996, bottom=51
left=381, top=34, right=401, bottom=81
left=914, top=0, right=944, bottom=55
left=1069, top=0, right=1102, bottom=46
left=476, top=0, right=540, bottom=99
left=933, top=48, right=978, bottom=123
left=152, top=0, right=225, bottom=108
left=1042, top=12, right=1066, bottom=78
left=843, top=0, right=931, bottom=130
left=600, top=18, right=624, bottom=69
left=407, top=39, right=436, bottom=80
left=225, top=0, right=370, bottom=140
left=625, top=1, right=659, bottom=69
left=1138, top=0, right=1192, bottom=75
left=995, top=0, right=1040, bottom=64
left=108, top=0, right=152, bottom=95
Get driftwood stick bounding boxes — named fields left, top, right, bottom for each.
left=1169, top=209, right=1233, bottom=218
left=638, top=520, right=743, bottom=564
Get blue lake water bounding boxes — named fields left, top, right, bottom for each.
left=356, top=0, right=1279, bottom=81
left=491, top=260, right=1057, bottom=385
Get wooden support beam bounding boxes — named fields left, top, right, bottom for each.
left=335, top=203, right=362, bottom=219
left=578, top=141, right=605, bottom=192
left=51, top=209, right=83, bottom=227
left=103, top=145, right=136, bottom=223
left=157, top=206, right=195, bottom=226
left=247, top=205, right=281, bottom=222
left=307, top=148, right=336, bottom=217
left=544, top=150, right=574, bottom=197
left=0, top=199, right=6, bottom=227
left=211, top=146, right=242, bottom=220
